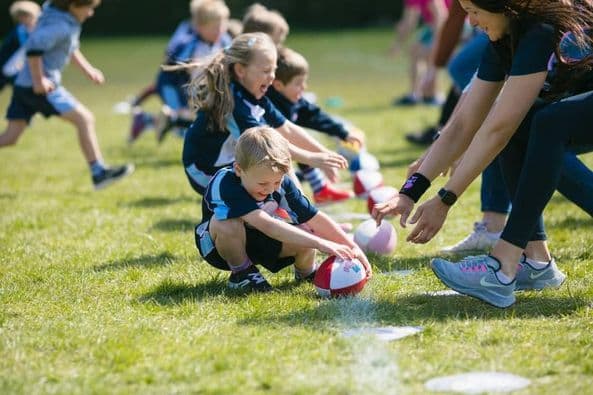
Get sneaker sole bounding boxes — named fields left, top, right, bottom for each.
left=430, top=261, right=516, bottom=309
left=94, top=165, right=135, bottom=191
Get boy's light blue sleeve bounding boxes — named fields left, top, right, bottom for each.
left=25, top=22, right=69, bottom=54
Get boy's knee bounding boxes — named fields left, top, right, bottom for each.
left=209, top=218, right=244, bottom=240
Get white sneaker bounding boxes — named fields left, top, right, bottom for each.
left=441, top=221, right=501, bottom=254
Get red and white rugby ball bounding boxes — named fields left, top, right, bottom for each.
left=353, top=170, right=383, bottom=198
left=313, top=256, right=368, bottom=298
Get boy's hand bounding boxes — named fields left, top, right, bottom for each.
left=86, top=67, right=105, bottom=85
left=345, top=128, right=366, bottom=147
left=312, top=151, right=347, bottom=183
left=33, top=77, right=55, bottom=95
left=318, top=240, right=355, bottom=261
left=372, top=194, right=415, bottom=228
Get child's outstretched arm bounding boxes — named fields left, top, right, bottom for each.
left=305, top=211, right=372, bottom=277
left=242, top=209, right=356, bottom=260
left=71, top=49, right=104, bottom=85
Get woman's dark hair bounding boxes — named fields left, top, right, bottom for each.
left=472, top=0, right=593, bottom=96
left=51, top=0, right=97, bottom=11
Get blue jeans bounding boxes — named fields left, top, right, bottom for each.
left=448, top=32, right=489, bottom=91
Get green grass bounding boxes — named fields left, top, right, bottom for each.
left=1, top=29, right=592, bottom=394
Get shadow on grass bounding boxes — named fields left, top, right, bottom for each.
left=139, top=277, right=302, bottom=305
left=121, top=195, right=196, bottom=208
left=238, top=292, right=588, bottom=327
left=152, top=218, right=196, bottom=232
left=94, top=252, right=177, bottom=271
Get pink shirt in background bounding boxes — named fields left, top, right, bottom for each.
left=404, top=0, right=451, bottom=24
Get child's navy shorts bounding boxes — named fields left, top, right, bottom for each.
left=7, top=86, right=79, bottom=123
left=195, top=220, right=295, bottom=273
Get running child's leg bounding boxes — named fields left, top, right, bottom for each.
left=0, top=120, right=27, bottom=147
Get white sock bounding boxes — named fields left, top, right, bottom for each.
left=495, top=270, right=513, bottom=284
left=525, top=256, right=549, bottom=269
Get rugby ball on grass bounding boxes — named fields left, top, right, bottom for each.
left=314, top=256, right=368, bottom=298
left=353, top=170, right=383, bottom=198
left=354, top=219, right=397, bottom=255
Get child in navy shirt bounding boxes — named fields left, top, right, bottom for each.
left=267, top=47, right=367, bottom=204
left=0, top=1, right=40, bottom=93
left=129, top=0, right=232, bottom=144
left=0, top=0, right=133, bottom=190
left=196, top=126, right=371, bottom=292
left=181, top=32, right=347, bottom=195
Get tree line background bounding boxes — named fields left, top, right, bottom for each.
left=1, top=0, right=404, bottom=36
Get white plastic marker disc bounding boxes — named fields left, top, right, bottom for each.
left=425, top=372, right=530, bottom=393
left=113, top=101, right=131, bottom=114
left=426, top=289, right=461, bottom=297
left=342, top=326, right=423, bottom=341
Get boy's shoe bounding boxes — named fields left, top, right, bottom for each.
left=441, top=222, right=501, bottom=254
left=431, top=255, right=516, bottom=308
left=405, top=126, right=438, bottom=146
left=392, top=94, right=418, bottom=106
left=313, top=184, right=353, bottom=205
left=515, top=254, right=566, bottom=291
left=228, top=265, right=273, bottom=292
left=421, top=95, right=445, bottom=106
left=294, top=264, right=318, bottom=282
left=93, top=164, right=135, bottom=190
left=128, top=110, right=152, bottom=144
left=155, top=106, right=174, bottom=144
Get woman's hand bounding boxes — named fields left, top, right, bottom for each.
left=371, top=193, right=415, bottom=228
left=406, top=196, right=450, bottom=244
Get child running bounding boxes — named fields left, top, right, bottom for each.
left=196, top=126, right=371, bottom=292
left=181, top=32, right=347, bottom=195
left=0, top=0, right=133, bottom=190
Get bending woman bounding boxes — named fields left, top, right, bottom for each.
left=373, top=0, right=593, bottom=308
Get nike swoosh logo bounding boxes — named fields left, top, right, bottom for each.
left=480, top=277, right=508, bottom=288
left=529, top=270, right=549, bottom=280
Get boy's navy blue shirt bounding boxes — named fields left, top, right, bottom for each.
left=0, top=24, right=29, bottom=79
left=183, top=82, right=286, bottom=175
left=266, top=85, right=349, bottom=140
left=201, top=167, right=318, bottom=226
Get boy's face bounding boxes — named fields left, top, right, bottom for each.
left=234, top=163, right=284, bottom=201
left=234, top=48, right=277, bottom=99
left=69, top=1, right=100, bottom=23
left=195, top=19, right=228, bottom=44
left=273, top=74, right=308, bottom=104
left=16, top=13, right=37, bottom=30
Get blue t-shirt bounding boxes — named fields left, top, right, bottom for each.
left=477, top=22, right=556, bottom=82
left=182, top=82, right=287, bottom=175
left=201, top=167, right=318, bottom=227
left=266, top=86, right=349, bottom=140
left=16, top=4, right=81, bottom=87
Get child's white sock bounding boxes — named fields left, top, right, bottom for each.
left=524, top=255, right=550, bottom=269
left=229, top=258, right=252, bottom=273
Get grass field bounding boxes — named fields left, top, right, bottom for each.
left=1, top=29, right=592, bottom=394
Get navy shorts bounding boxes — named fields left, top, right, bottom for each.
left=195, top=220, right=295, bottom=273
left=7, top=86, right=79, bottom=123
left=156, top=70, right=189, bottom=111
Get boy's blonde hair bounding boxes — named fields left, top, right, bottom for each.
left=242, top=3, right=289, bottom=45
left=176, top=32, right=276, bottom=133
left=276, top=47, right=309, bottom=84
left=190, top=0, right=229, bottom=26
left=9, top=1, right=41, bottom=19
left=235, top=126, right=291, bottom=174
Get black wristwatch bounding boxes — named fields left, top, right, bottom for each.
left=438, top=188, right=457, bottom=206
